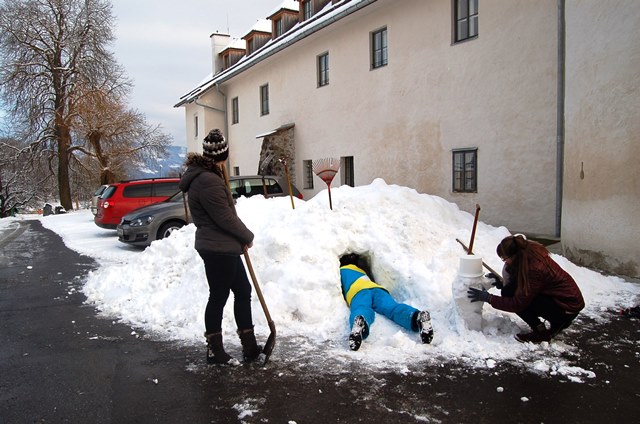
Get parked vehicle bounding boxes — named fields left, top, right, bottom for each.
left=117, top=175, right=302, bottom=247
left=228, top=175, right=303, bottom=200
left=117, top=191, right=190, bottom=247
left=91, top=185, right=109, bottom=215
left=94, top=178, right=180, bottom=229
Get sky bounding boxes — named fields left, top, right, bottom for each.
left=110, top=0, right=279, bottom=146
left=4, top=179, right=639, bottom=385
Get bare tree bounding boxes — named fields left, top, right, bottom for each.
left=0, top=136, right=53, bottom=217
left=0, top=0, right=129, bottom=210
left=71, top=86, right=172, bottom=185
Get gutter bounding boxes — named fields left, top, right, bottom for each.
left=175, top=0, right=377, bottom=108
left=556, top=0, right=565, bottom=238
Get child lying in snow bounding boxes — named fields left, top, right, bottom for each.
left=339, top=253, right=434, bottom=351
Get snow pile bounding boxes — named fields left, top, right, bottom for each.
left=29, top=178, right=639, bottom=377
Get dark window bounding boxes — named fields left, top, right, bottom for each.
left=371, top=27, right=388, bottom=69
left=452, top=149, right=477, bottom=192
left=153, top=182, right=181, bottom=197
left=318, top=52, right=329, bottom=87
left=303, top=160, right=314, bottom=189
left=260, top=84, right=269, bottom=116
left=303, top=1, right=312, bottom=20
left=454, top=0, right=478, bottom=42
left=233, top=166, right=240, bottom=176
left=101, top=186, right=117, bottom=199
left=275, top=18, right=283, bottom=37
left=194, top=115, right=198, bottom=137
left=123, top=184, right=152, bottom=198
left=341, top=156, right=354, bottom=187
left=232, top=97, right=239, bottom=124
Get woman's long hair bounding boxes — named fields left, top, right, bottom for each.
left=496, top=235, right=551, bottom=296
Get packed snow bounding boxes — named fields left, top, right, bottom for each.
left=5, top=179, right=639, bottom=381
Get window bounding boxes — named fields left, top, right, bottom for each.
left=302, top=1, right=312, bottom=21
left=452, top=149, right=477, bottom=192
left=232, top=97, right=239, bottom=124
left=454, top=0, right=478, bottom=42
left=317, top=52, right=329, bottom=87
left=371, top=27, right=388, bottom=69
left=233, top=166, right=240, bottom=176
left=194, top=115, right=198, bottom=138
left=303, top=160, right=314, bottom=189
left=260, top=84, right=269, bottom=116
left=274, top=18, right=283, bottom=37
left=341, top=156, right=354, bottom=187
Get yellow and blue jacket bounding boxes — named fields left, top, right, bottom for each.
left=339, top=264, right=389, bottom=306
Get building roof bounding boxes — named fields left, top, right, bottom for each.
left=175, top=0, right=376, bottom=108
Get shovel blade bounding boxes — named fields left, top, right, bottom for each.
left=260, top=322, right=276, bottom=365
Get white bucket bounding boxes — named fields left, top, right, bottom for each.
left=459, top=255, right=483, bottom=278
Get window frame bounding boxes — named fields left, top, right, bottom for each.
left=303, top=159, right=314, bottom=189
left=231, top=97, right=239, bottom=124
left=371, top=27, right=388, bottom=69
left=453, top=0, right=478, bottom=43
left=260, top=84, right=269, bottom=116
left=341, top=156, right=355, bottom=187
left=302, top=1, right=312, bottom=21
left=194, top=115, right=198, bottom=138
left=317, top=52, right=329, bottom=87
left=452, top=148, right=478, bottom=193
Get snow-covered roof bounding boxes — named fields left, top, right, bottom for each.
left=175, top=0, right=376, bottom=108
left=224, top=38, right=247, bottom=51
left=248, top=18, right=272, bottom=34
left=268, top=0, right=299, bottom=16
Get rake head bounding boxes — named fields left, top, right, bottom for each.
left=312, top=157, right=341, bottom=185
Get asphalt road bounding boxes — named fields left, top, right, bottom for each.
left=1, top=220, right=639, bottom=423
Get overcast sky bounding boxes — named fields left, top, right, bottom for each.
left=111, top=0, right=279, bottom=146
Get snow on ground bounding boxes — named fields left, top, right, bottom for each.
left=7, top=179, right=639, bottom=381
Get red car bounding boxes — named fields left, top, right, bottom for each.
left=94, top=178, right=180, bottom=229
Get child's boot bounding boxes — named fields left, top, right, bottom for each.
left=349, top=315, right=366, bottom=351
left=415, top=310, right=434, bottom=344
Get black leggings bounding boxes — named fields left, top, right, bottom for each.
left=198, top=251, right=253, bottom=334
left=502, top=284, right=578, bottom=333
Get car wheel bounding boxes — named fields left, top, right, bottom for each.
left=157, top=221, right=184, bottom=241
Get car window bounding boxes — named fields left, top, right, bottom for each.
left=229, top=179, right=243, bottom=198
left=153, top=181, right=180, bottom=197
left=123, top=184, right=152, bottom=198
left=101, top=186, right=117, bottom=199
left=94, top=186, right=107, bottom=196
left=264, top=178, right=284, bottom=195
left=167, top=191, right=185, bottom=203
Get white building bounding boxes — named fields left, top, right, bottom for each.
left=175, top=0, right=640, bottom=279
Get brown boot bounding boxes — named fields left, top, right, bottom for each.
left=237, top=328, right=262, bottom=362
left=204, top=332, right=239, bottom=366
left=515, top=323, right=552, bottom=344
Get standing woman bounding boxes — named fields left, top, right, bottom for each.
left=179, top=129, right=261, bottom=365
left=467, top=234, right=585, bottom=343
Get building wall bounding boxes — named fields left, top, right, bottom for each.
left=191, top=0, right=559, bottom=234
left=562, top=0, right=640, bottom=278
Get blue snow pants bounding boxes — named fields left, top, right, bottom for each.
left=349, top=288, right=419, bottom=339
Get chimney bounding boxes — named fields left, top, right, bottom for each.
left=210, top=32, right=231, bottom=74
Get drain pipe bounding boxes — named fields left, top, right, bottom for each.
left=555, top=0, right=566, bottom=238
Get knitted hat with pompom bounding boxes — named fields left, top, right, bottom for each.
left=202, top=129, right=228, bottom=162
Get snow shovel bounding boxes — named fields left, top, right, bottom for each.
left=220, top=164, right=276, bottom=365
left=467, top=204, right=481, bottom=254
left=243, top=249, right=276, bottom=364
left=279, top=157, right=295, bottom=210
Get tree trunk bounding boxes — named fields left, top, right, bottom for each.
left=57, top=124, right=73, bottom=211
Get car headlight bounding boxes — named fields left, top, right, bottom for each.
left=130, top=215, right=154, bottom=227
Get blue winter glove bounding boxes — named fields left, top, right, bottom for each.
left=485, top=272, right=503, bottom=289
left=467, top=287, right=491, bottom=303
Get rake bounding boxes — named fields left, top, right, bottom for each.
left=312, top=157, right=341, bottom=210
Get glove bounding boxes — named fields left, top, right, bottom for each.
left=485, top=272, right=503, bottom=289
left=467, top=287, right=491, bottom=303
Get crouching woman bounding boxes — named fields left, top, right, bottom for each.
left=467, top=235, right=585, bottom=343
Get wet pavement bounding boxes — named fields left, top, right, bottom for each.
left=1, top=220, right=639, bottom=423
